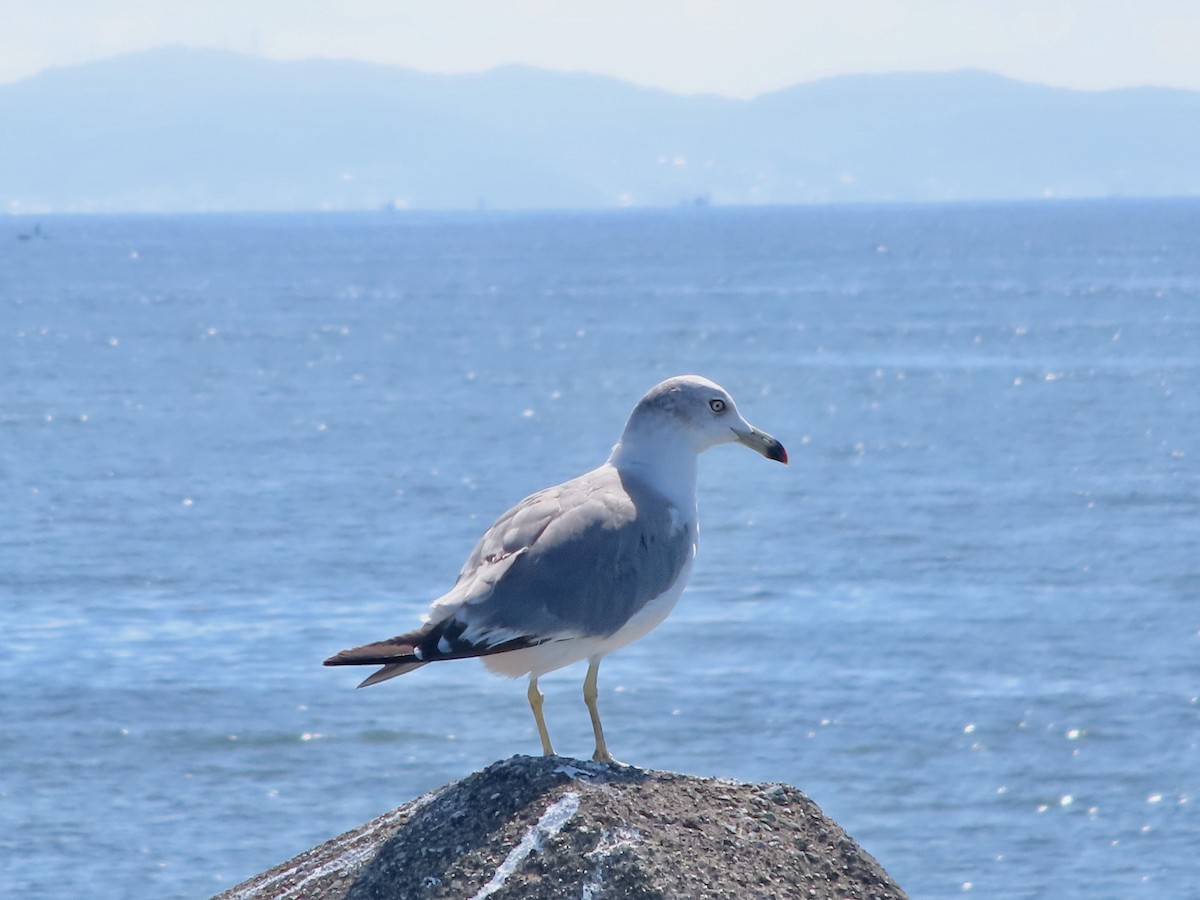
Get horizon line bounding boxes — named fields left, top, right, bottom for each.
left=7, top=195, right=1200, bottom=220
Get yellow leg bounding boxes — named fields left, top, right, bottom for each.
left=527, top=676, right=555, bottom=756
left=584, top=658, right=621, bottom=764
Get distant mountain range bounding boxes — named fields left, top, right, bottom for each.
left=3, top=46, right=1200, bottom=212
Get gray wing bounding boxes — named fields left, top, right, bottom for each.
left=439, top=465, right=694, bottom=645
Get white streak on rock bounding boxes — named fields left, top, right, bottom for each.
left=470, top=791, right=581, bottom=900
left=581, top=826, right=642, bottom=899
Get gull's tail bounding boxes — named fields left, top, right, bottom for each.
left=323, top=625, right=433, bottom=688
left=324, top=618, right=550, bottom=688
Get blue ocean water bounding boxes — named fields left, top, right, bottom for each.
left=1, top=202, right=1198, bottom=899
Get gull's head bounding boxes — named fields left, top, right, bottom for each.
left=618, top=375, right=788, bottom=463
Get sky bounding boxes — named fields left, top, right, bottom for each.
left=2, top=0, right=1199, bottom=96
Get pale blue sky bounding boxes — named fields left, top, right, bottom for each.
left=2, top=0, right=1198, bottom=95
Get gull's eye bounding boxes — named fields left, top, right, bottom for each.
left=709, top=398, right=726, bottom=413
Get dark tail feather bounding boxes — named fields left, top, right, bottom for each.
left=323, top=625, right=433, bottom=688
left=355, top=660, right=426, bottom=687
left=325, top=619, right=552, bottom=688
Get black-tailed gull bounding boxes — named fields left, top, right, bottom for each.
left=325, top=374, right=787, bottom=762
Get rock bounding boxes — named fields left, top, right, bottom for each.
left=216, top=756, right=907, bottom=900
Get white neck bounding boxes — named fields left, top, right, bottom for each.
left=607, top=427, right=699, bottom=517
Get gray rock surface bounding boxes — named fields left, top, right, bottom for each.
left=216, top=755, right=907, bottom=900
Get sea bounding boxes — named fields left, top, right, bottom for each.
left=1, top=200, right=1198, bottom=899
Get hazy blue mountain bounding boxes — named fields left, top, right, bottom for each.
left=3, top=47, right=1199, bottom=212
